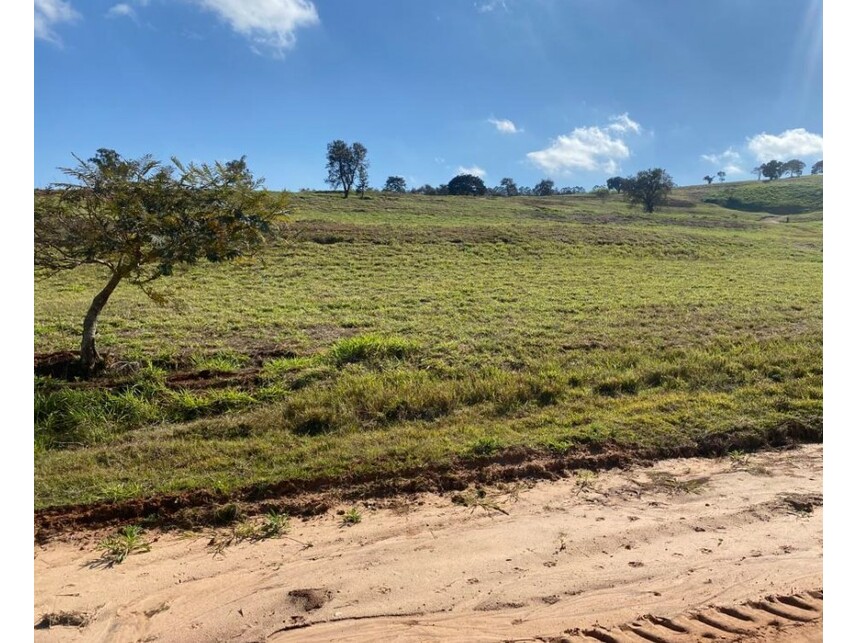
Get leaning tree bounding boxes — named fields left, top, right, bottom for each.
left=34, top=149, right=288, bottom=374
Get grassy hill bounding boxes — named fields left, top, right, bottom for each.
left=680, top=175, right=822, bottom=215
left=34, top=186, right=822, bottom=515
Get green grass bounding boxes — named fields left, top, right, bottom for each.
left=341, top=507, right=362, bottom=525
left=96, top=525, right=151, bottom=565
left=34, top=187, right=822, bottom=509
left=692, top=175, right=822, bottom=214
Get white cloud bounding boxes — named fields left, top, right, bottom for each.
left=476, top=1, right=508, bottom=13
left=488, top=117, right=521, bottom=134
left=607, top=112, right=641, bottom=134
left=107, top=3, right=135, bottom=19
left=701, top=147, right=744, bottom=175
left=457, top=165, right=486, bottom=178
left=191, top=0, right=320, bottom=56
left=747, top=128, right=823, bottom=161
left=35, top=0, right=80, bottom=44
left=527, top=116, right=642, bottom=176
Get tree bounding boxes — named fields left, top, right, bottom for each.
left=703, top=175, right=714, bottom=185
left=717, top=171, right=726, bottom=183
left=383, top=176, right=407, bottom=193
left=752, top=166, right=763, bottom=181
left=447, top=174, right=487, bottom=196
left=413, top=184, right=437, bottom=195
left=325, top=140, right=368, bottom=198
left=782, top=159, right=806, bottom=178
left=533, top=179, right=555, bottom=196
left=356, top=153, right=370, bottom=198
left=499, top=177, right=518, bottom=197
left=760, top=160, right=784, bottom=181
left=811, top=160, right=823, bottom=175
left=606, top=176, right=627, bottom=193
left=623, top=168, right=675, bottom=213
left=34, top=149, right=287, bottom=374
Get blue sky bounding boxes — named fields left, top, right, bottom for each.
left=34, top=0, right=823, bottom=190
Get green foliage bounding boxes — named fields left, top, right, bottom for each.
left=35, top=149, right=287, bottom=285
left=384, top=176, right=407, bottom=193
left=607, top=176, right=627, bottom=193
left=34, top=149, right=288, bottom=371
left=260, top=510, right=290, bottom=538
left=341, top=507, right=362, bottom=525
left=447, top=174, right=487, bottom=196
left=533, top=179, right=556, bottom=196
left=624, top=168, right=676, bottom=213
left=97, top=526, right=150, bottom=565
left=761, top=159, right=785, bottom=180
left=781, top=159, right=805, bottom=178
left=326, top=140, right=368, bottom=198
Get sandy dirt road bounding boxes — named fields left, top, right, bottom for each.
left=34, top=445, right=822, bottom=642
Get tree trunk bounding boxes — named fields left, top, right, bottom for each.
left=80, top=269, right=125, bottom=375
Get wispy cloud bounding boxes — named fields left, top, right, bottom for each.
left=701, top=147, right=744, bottom=175
left=476, top=1, right=508, bottom=13
left=35, top=0, right=80, bottom=44
left=191, top=0, right=320, bottom=56
left=487, top=117, right=521, bottom=134
left=457, top=165, right=486, bottom=178
left=527, top=114, right=642, bottom=176
left=607, top=112, right=641, bottom=135
left=107, top=3, right=136, bottom=19
left=747, top=128, right=823, bottom=161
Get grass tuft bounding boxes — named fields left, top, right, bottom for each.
left=328, top=334, right=419, bottom=366
left=96, top=526, right=150, bottom=565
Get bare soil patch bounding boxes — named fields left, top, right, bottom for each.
left=34, top=445, right=822, bottom=642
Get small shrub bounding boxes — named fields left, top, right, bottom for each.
left=341, top=507, right=362, bottom=525
left=260, top=511, right=290, bottom=538
left=97, top=526, right=150, bottom=565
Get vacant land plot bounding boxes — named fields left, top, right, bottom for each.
left=34, top=184, right=822, bottom=520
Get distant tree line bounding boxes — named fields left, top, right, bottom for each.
left=748, top=158, right=822, bottom=182
left=322, top=139, right=673, bottom=211
left=403, top=176, right=588, bottom=197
